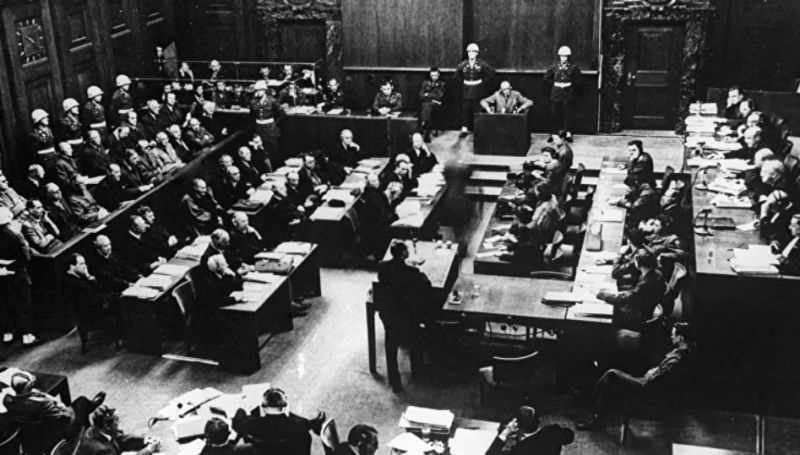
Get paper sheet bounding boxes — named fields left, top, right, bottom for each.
left=449, top=428, right=496, bottom=455
left=387, top=432, right=432, bottom=453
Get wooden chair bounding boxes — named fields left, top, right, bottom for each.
left=171, top=281, right=195, bottom=318
left=50, top=440, right=70, bottom=455
left=478, top=350, right=539, bottom=404
left=320, top=419, right=340, bottom=455
left=0, top=428, right=20, bottom=455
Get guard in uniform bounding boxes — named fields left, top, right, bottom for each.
left=59, top=98, right=84, bottom=153
left=370, top=80, right=403, bottom=116
left=317, top=78, right=344, bottom=113
left=454, top=43, right=494, bottom=136
left=544, top=46, right=581, bottom=141
left=110, top=74, right=134, bottom=127
left=82, top=86, right=108, bottom=141
left=250, top=80, right=285, bottom=164
left=418, top=67, right=445, bottom=142
left=28, top=109, right=56, bottom=171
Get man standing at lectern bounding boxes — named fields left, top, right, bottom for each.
left=544, top=46, right=581, bottom=142
left=455, top=43, right=494, bottom=137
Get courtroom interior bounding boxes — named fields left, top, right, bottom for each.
left=1, top=0, right=800, bottom=454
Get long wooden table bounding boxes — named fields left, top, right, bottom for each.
left=365, top=239, right=460, bottom=374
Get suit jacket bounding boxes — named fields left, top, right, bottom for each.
left=139, top=112, right=163, bottom=140
left=481, top=89, right=533, bottom=113
left=199, top=113, right=226, bottom=139
left=329, top=142, right=360, bottom=169
left=382, top=171, right=418, bottom=195
left=185, top=126, right=216, bottom=151
left=376, top=258, right=432, bottom=325
left=120, top=232, right=159, bottom=275
left=15, top=177, right=45, bottom=200
left=485, top=425, right=574, bottom=455
left=2, top=390, right=74, bottom=427
left=63, top=272, right=113, bottom=325
left=237, top=159, right=263, bottom=186
left=84, top=248, right=139, bottom=293
left=193, top=266, right=242, bottom=312
left=200, top=244, right=243, bottom=274
left=180, top=191, right=223, bottom=236
left=230, top=228, right=264, bottom=264
left=407, top=147, right=438, bottom=176
left=75, top=426, right=150, bottom=455
left=625, top=152, right=655, bottom=188
left=93, top=176, right=141, bottom=211
left=67, top=189, right=104, bottom=226
left=778, top=236, right=800, bottom=276
left=603, top=269, right=665, bottom=330
left=43, top=197, right=80, bottom=240
left=0, top=226, right=32, bottom=283
left=231, top=409, right=312, bottom=455
left=169, top=136, right=192, bottom=161
left=216, top=180, right=253, bottom=210
left=79, top=144, right=112, bottom=177
left=53, top=156, right=83, bottom=194
left=158, top=105, right=185, bottom=128
left=18, top=212, right=60, bottom=253
left=297, top=167, right=327, bottom=198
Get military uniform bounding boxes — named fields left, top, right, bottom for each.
left=371, top=91, right=403, bottom=115
left=81, top=101, right=108, bottom=140
left=110, top=88, right=133, bottom=126
left=250, top=94, right=284, bottom=160
left=319, top=87, right=344, bottom=112
left=543, top=61, right=581, bottom=132
left=481, top=89, right=533, bottom=114
left=59, top=112, right=84, bottom=150
left=418, top=78, right=445, bottom=137
left=455, top=58, right=494, bottom=130
left=28, top=125, right=56, bottom=170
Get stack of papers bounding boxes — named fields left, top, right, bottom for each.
left=719, top=159, right=755, bottom=173
left=730, top=245, right=779, bottom=274
left=710, top=194, right=751, bottom=209
left=688, top=102, right=719, bottom=115
left=153, top=263, right=191, bottom=277
left=685, top=116, right=719, bottom=134
left=249, top=189, right=272, bottom=204
left=244, top=271, right=281, bottom=284
left=592, top=209, right=624, bottom=223
left=358, top=158, right=385, bottom=168
left=322, top=188, right=356, bottom=204
left=274, top=242, right=312, bottom=255
left=310, top=206, right=343, bottom=220
left=284, top=157, right=304, bottom=167
left=338, top=180, right=366, bottom=191
left=387, top=432, right=432, bottom=454
left=707, top=177, right=746, bottom=195
left=399, top=406, right=455, bottom=433
left=542, top=291, right=583, bottom=305
left=135, top=275, right=175, bottom=291
left=449, top=428, right=496, bottom=455
left=175, top=244, right=206, bottom=261
left=159, top=387, right=224, bottom=419
left=121, top=286, right=160, bottom=300
left=395, top=200, right=421, bottom=218
left=568, top=303, right=614, bottom=319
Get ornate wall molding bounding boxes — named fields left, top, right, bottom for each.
left=601, top=0, right=715, bottom=132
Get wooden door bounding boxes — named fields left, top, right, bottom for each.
left=623, top=23, right=684, bottom=129
left=51, top=0, right=106, bottom=98
left=278, top=20, right=326, bottom=63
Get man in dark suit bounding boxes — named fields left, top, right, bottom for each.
left=376, top=240, right=432, bottom=391
left=0, top=207, right=37, bottom=346
left=775, top=213, right=800, bottom=275
left=192, top=253, right=243, bottom=346
left=79, top=130, right=112, bottom=177
left=64, top=253, right=122, bottom=344
left=333, top=424, right=378, bottom=455
left=158, top=92, right=186, bottom=130
left=297, top=154, right=329, bottom=200
left=597, top=249, right=665, bottom=332
left=407, top=133, right=438, bottom=177
left=578, top=323, right=694, bottom=430
left=76, top=405, right=159, bottom=455
left=139, top=99, right=164, bottom=141
left=15, top=164, right=46, bottom=200
left=486, top=406, right=574, bottom=455
left=43, top=183, right=79, bottom=240
left=329, top=129, right=362, bottom=173
left=230, top=211, right=264, bottom=264
left=200, top=418, right=254, bottom=455
left=121, top=214, right=163, bottom=275
left=622, top=140, right=655, bottom=189
left=232, top=387, right=324, bottom=455
left=360, top=181, right=402, bottom=259
left=94, top=163, right=146, bottom=211
left=84, top=234, right=141, bottom=294
left=381, top=158, right=418, bottom=196
left=236, top=146, right=266, bottom=186
left=215, top=166, right=253, bottom=210
left=200, top=229, right=244, bottom=275
left=167, top=124, right=192, bottom=161
left=180, top=178, right=225, bottom=237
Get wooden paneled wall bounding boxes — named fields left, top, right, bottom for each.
left=0, top=0, right=176, bottom=175
left=342, top=0, right=463, bottom=68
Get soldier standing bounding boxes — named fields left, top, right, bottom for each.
left=59, top=98, right=84, bottom=151
left=110, top=74, right=134, bottom=127
left=454, top=43, right=494, bottom=137
left=82, top=86, right=108, bottom=141
left=544, top=46, right=581, bottom=142
left=28, top=109, right=56, bottom=170
left=250, top=80, right=285, bottom=164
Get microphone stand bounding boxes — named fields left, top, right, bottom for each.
left=694, top=208, right=714, bottom=237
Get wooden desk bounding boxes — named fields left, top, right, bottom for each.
left=0, top=368, right=70, bottom=404
left=472, top=182, right=526, bottom=277
left=474, top=113, right=530, bottom=156
left=281, top=110, right=417, bottom=158
left=389, top=174, right=448, bottom=240
left=365, top=240, right=459, bottom=374
left=309, top=158, right=389, bottom=223
left=672, top=443, right=755, bottom=455
left=276, top=242, right=322, bottom=298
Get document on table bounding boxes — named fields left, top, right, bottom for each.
left=274, top=241, right=312, bottom=255
left=449, top=428, right=496, bottom=455
left=400, top=406, right=455, bottom=430
left=395, top=200, right=421, bottom=219
left=568, top=303, right=614, bottom=319
left=152, top=263, right=191, bottom=277
left=121, top=286, right=160, bottom=300
left=322, top=188, right=356, bottom=204
left=310, top=205, right=343, bottom=220
left=135, top=275, right=176, bottom=291
left=387, top=432, right=431, bottom=454
left=592, top=208, right=624, bottom=223
left=243, top=272, right=281, bottom=284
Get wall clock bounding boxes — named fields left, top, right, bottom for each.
left=16, top=17, right=47, bottom=64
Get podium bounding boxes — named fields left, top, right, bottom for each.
left=474, top=112, right=530, bottom=156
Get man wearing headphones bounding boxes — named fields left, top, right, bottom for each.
left=485, top=406, right=574, bottom=454
left=333, top=424, right=379, bottom=455
left=200, top=417, right=254, bottom=455
left=232, top=387, right=325, bottom=455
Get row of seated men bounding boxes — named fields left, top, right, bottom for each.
left=717, top=85, right=790, bottom=155
left=0, top=370, right=383, bottom=455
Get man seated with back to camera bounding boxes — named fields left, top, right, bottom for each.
left=200, top=418, right=254, bottom=455
left=596, top=249, right=665, bottom=332
left=485, top=406, right=574, bottom=455
left=612, top=215, right=687, bottom=286
left=64, top=252, right=123, bottom=347
left=332, top=424, right=379, bottom=455
left=76, top=405, right=160, bottom=455
left=500, top=205, right=543, bottom=270
left=360, top=181, right=404, bottom=260
left=232, top=386, right=325, bottom=455
left=191, top=254, right=243, bottom=350
left=578, top=322, right=694, bottom=430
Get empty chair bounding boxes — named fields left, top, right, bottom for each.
left=478, top=350, right=539, bottom=404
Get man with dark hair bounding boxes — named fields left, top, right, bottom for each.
left=407, top=133, right=438, bottom=177
left=121, top=214, right=164, bottom=275
left=318, top=78, right=344, bottom=113
left=64, top=252, right=123, bottom=348
left=43, top=183, right=79, bottom=240
left=578, top=322, right=694, bottom=430
left=76, top=405, right=159, bottom=455
left=230, top=211, right=265, bottom=264
left=19, top=198, right=60, bottom=253
left=418, top=67, right=445, bottom=141
left=333, top=424, right=379, bottom=455
left=79, top=129, right=112, bottom=177
left=622, top=140, right=654, bottom=189
left=376, top=240, right=432, bottom=391
left=597, top=249, right=665, bottom=331
left=137, top=205, right=178, bottom=257
left=216, top=166, right=253, bottom=210
left=360, top=181, right=403, bottom=259
left=486, top=406, right=574, bottom=455
left=15, top=164, right=46, bottom=200
left=549, top=130, right=574, bottom=170
left=723, top=86, right=744, bottom=119
left=371, top=79, right=403, bottom=116
left=200, top=418, right=253, bottom=455
left=232, top=387, right=325, bottom=455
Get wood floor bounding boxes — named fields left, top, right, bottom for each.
left=5, top=131, right=800, bottom=454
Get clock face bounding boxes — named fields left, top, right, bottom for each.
left=16, top=17, right=46, bottom=65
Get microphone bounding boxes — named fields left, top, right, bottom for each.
left=692, top=163, right=719, bottom=191
left=694, top=208, right=714, bottom=237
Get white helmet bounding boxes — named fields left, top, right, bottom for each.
left=466, top=43, right=479, bottom=53
left=0, top=207, right=12, bottom=226
left=87, top=86, right=103, bottom=99
left=62, top=98, right=79, bottom=112
left=31, top=109, right=49, bottom=124
left=253, top=80, right=268, bottom=91
left=558, top=46, right=572, bottom=56
left=116, top=74, right=132, bottom=87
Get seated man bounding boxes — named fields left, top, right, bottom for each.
left=722, top=85, right=744, bottom=120
left=549, top=130, right=574, bottom=171
left=298, top=153, right=330, bottom=201
left=76, top=405, right=160, bottom=455
left=121, top=214, right=165, bottom=275
left=620, top=182, right=662, bottom=227
left=4, top=370, right=105, bottom=455
left=230, top=211, right=265, bottom=264
left=418, top=67, right=445, bottom=142
left=192, top=254, right=243, bottom=345
left=0, top=172, right=28, bottom=218
left=19, top=199, right=61, bottom=253
left=42, top=183, right=79, bottom=240
left=152, top=131, right=185, bottom=171
left=744, top=149, right=777, bottom=202
left=328, top=129, right=362, bottom=175
left=66, top=185, right=109, bottom=227
left=232, top=387, right=325, bottom=455
left=500, top=206, right=542, bottom=269
left=480, top=81, right=533, bottom=114
left=236, top=146, right=267, bottom=186
left=95, top=163, right=151, bottom=211
left=622, top=140, right=655, bottom=189
left=121, top=148, right=158, bottom=188
left=486, top=406, right=574, bottom=455
left=200, top=418, right=254, bottom=455
left=317, top=78, right=344, bottom=113
left=333, top=424, right=378, bottom=455
left=530, top=182, right=565, bottom=242
left=613, top=215, right=687, bottom=284
left=382, top=159, right=418, bottom=196
left=84, top=234, right=141, bottom=294
left=167, top=124, right=193, bottom=161
left=597, top=249, right=665, bottom=331
left=757, top=161, right=797, bottom=239
left=531, top=146, right=567, bottom=194
left=578, top=322, right=694, bottom=430
left=79, top=130, right=112, bottom=178
left=185, top=117, right=216, bottom=152
left=407, top=133, right=438, bottom=177
left=216, top=166, right=254, bottom=210
left=201, top=228, right=245, bottom=275
left=773, top=213, right=800, bottom=275
left=198, top=101, right=228, bottom=139
left=64, top=253, right=122, bottom=344
left=729, top=126, right=765, bottom=162
left=139, top=99, right=163, bottom=140
left=135, top=205, right=178, bottom=258
left=248, top=135, right=275, bottom=176
left=15, top=164, right=46, bottom=200
left=371, top=80, right=403, bottom=116
left=377, top=240, right=432, bottom=391
left=120, top=111, right=146, bottom=149
left=277, top=81, right=309, bottom=107
left=360, top=181, right=403, bottom=259
left=180, top=178, right=225, bottom=237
